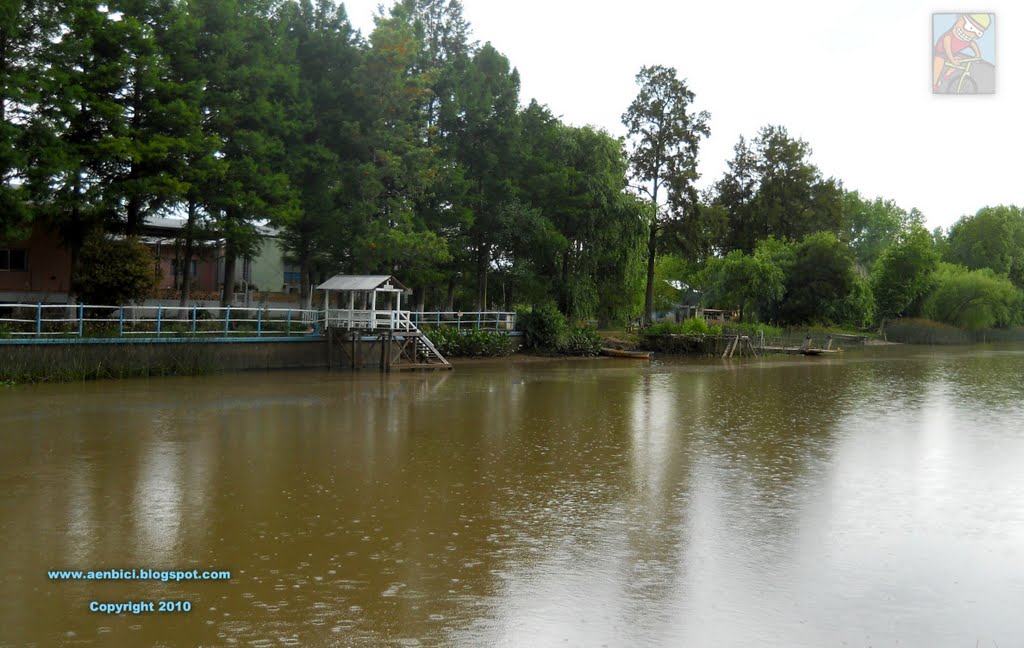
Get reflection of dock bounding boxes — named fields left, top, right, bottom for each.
left=762, top=336, right=841, bottom=356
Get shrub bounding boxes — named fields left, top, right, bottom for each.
left=722, top=321, right=784, bottom=338
left=425, top=327, right=514, bottom=357
left=73, top=235, right=158, bottom=305
left=921, top=263, right=1022, bottom=329
left=517, top=303, right=568, bottom=350
left=558, top=326, right=602, bottom=356
left=643, top=317, right=722, bottom=337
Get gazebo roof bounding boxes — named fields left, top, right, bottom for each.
left=316, top=275, right=408, bottom=292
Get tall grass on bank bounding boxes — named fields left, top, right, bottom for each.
left=0, top=344, right=217, bottom=384
left=639, top=317, right=870, bottom=354
left=644, top=317, right=723, bottom=337
left=885, top=318, right=1024, bottom=345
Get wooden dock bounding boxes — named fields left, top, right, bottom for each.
left=327, top=328, right=452, bottom=371
left=318, top=275, right=452, bottom=372
left=761, top=336, right=841, bottom=356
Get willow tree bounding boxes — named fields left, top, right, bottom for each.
left=622, top=65, right=709, bottom=325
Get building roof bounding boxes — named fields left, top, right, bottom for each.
left=316, top=275, right=409, bottom=292
left=139, top=216, right=278, bottom=238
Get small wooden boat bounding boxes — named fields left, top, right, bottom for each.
left=799, top=335, right=841, bottom=356
left=800, top=348, right=840, bottom=356
left=600, top=347, right=652, bottom=359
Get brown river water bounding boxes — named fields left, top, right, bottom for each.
left=1, top=346, right=1023, bottom=647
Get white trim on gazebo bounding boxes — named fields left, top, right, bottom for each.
left=316, top=275, right=413, bottom=331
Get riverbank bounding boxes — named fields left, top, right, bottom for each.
left=884, top=318, right=1024, bottom=345
left=0, top=338, right=328, bottom=384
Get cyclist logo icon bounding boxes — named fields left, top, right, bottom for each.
left=933, top=13, right=995, bottom=94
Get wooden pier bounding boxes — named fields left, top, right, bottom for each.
left=326, top=328, right=452, bottom=371
left=761, top=336, right=841, bottom=356
left=318, top=275, right=452, bottom=371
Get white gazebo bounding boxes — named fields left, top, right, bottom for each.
left=316, top=275, right=413, bottom=331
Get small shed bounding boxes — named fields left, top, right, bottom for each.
left=316, top=275, right=411, bottom=330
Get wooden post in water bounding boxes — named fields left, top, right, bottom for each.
left=327, top=328, right=334, bottom=371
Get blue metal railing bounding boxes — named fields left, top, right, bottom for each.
left=0, top=304, right=518, bottom=340
left=0, top=304, right=321, bottom=340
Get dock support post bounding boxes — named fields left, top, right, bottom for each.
left=118, top=306, right=124, bottom=337
left=156, top=305, right=162, bottom=337
left=78, top=303, right=84, bottom=337
left=36, top=303, right=41, bottom=336
left=327, top=329, right=334, bottom=371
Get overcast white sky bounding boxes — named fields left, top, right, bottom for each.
left=340, top=0, right=1021, bottom=230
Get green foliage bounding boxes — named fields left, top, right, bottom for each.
left=778, top=232, right=861, bottom=327
left=644, top=317, right=722, bottom=336
left=843, top=192, right=924, bottom=271
left=73, top=235, right=158, bottom=304
left=558, top=326, right=602, bottom=356
left=516, top=303, right=568, bottom=350
left=652, top=254, right=698, bottom=313
left=945, top=205, right=1024, bottom=286
left=713, top=126, right=846, bottom=254
left=721, top=321, right=784, bottom=338
left=922, top=263, right=1022, bottom=329
left=884, top=318, right=1024, bottom=344
left=515, top=304, right=601, bottom=355
left=699, top=246, right=786, bottom=322
left=622, top=64, right=710, bottom=323
left=871, top=225, right=940, bottom=323
left=832, top=273, right=876, bottom=330
left=0, top=0, right=54, bottom=240
left=11, top=0, right=1024, bottom=341
left=425, top=327, right=514, bottom=357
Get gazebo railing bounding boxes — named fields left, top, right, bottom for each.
left=322, top=309, right=515, bottom=332
left=324, top=309, right=416, bottom=331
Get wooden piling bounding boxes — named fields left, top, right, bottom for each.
left=327, top=328, right=334, bottom=371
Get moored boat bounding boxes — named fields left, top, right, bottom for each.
left=600, top=347, right=653, bottom=359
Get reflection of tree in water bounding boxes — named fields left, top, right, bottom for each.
left=445, top=365, right=675, bottom=646
left=677, top=356, right=938, bottom=546
left=936, top=348, right=1024, bottom=408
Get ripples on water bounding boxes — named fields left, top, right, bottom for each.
left=1, top=347, right=1023, bottom=646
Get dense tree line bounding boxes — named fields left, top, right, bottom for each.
left=1, top=0, right=648, bottom=320
left=3, top=0, right=1020, bottom=331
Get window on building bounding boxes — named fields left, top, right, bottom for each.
left=0, top=248, right=28, bottom=271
